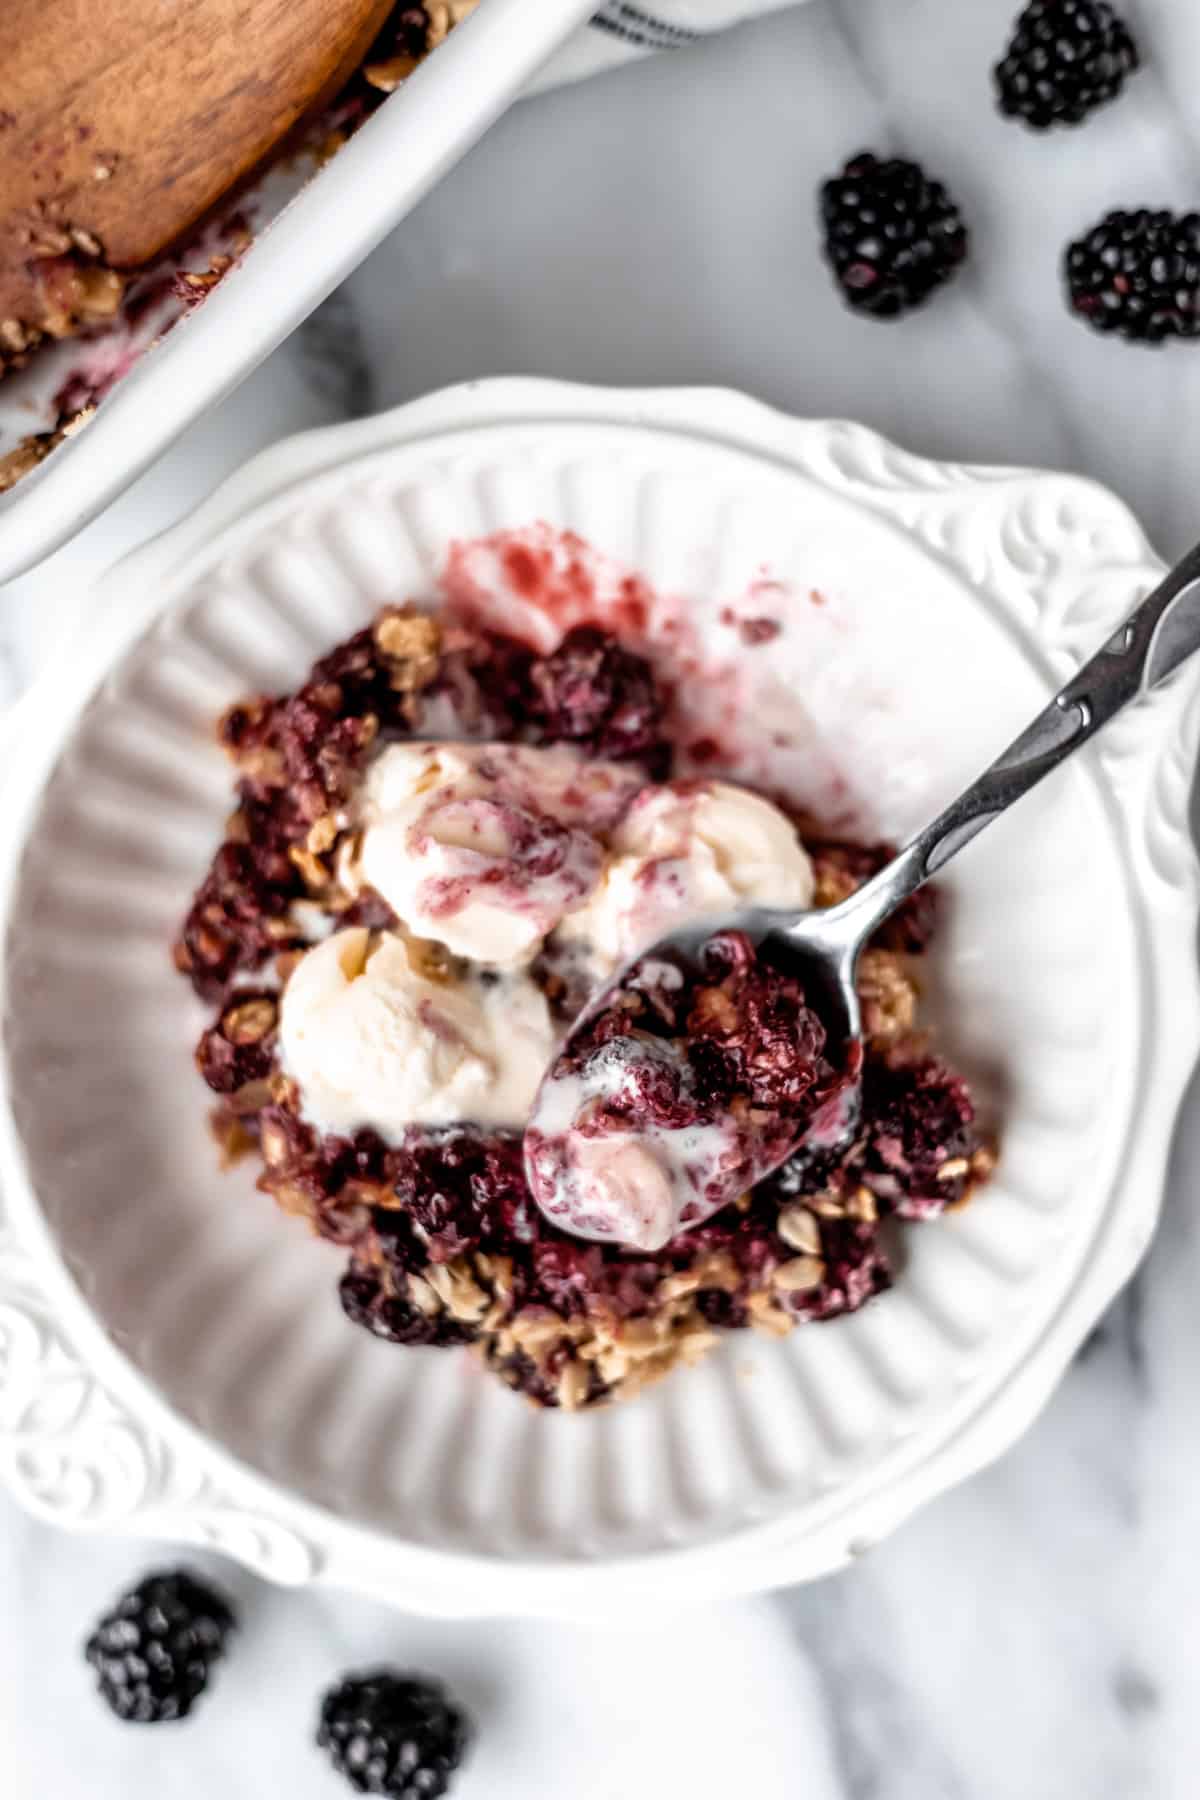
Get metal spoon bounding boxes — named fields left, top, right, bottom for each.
left=525, top=538, right=1200, bottom=1240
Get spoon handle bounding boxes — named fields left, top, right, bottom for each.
left=827, top=537, right=1200, bottom=946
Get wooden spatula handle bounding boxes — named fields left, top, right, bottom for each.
left=0, top=0, right=396, bottom=328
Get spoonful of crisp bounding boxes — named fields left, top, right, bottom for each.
left=524, top=537, right=1200, bottom=1254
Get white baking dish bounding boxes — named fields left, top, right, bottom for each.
left=0, top=0, right=596, bottom=585
left=1, top=381, right=1196, bottom=1617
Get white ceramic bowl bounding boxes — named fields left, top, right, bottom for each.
left=1, top=381, right=1197, bottom=1618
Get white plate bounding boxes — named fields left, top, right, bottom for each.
left=1, top=381, right=1197, bottom=1618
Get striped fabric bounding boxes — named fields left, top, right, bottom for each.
left=590, top=3, right=703, bottom=50
left=531, top=1, right=801, bottom=94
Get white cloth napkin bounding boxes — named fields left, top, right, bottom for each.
left=537, top=0, right=802, bottom=89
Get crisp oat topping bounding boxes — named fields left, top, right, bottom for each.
left=0, top=436, right=49, bottom=492
left=856, top=946, right=918, bottom=1048
left=772, top=1255, right=826, bottom=1293
left=372, top=606, right=443, bottom=690
left=776, top=1205, right=823, bottom=1255
left=423, top=1, right=481, bottom=51
left=222, top=997, right=278, bottom=1046
left=363, top=55, right=423, bottom=94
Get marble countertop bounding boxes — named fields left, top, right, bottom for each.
left=4, top=2, right=1200, bottom=1795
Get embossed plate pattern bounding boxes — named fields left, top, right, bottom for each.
left=0, top=383, right=1196, bottom=1616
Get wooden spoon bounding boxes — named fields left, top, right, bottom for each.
left=0, top=0, right=397, bottom=357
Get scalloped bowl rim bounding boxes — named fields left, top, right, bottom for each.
left=0, top=379, right=1196, bottom=1616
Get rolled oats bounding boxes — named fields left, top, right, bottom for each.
left=656, top=1269, right=701, bottom=1302
left=306, top=815, right=339, bottom=855
left=510, top=1312, right=571, bottom=1357
left=776, top=1205, right=822, bottom=1255
left=595, top=1345, right=631, bottom=1387
left=424, top=0, right=480, bottom=50
left=0, top=438, right=50, bottom=492
left=73, top=265, right=124, bottom=320
left=856, top=948, right=918, bottom=1047
left=364, top=54, right=421, bottom=92
left=747, top=1290, right=795, bottom=1338
left=618, top=1317, right=670, bottom=1359
left=273, top=1182, right=315, bottom=1220
left=557, top=1362, right=591, bottom=1412
left=229, top=1077, right=273, bottom=1114
left=809, top=1192, right=848, bottom=1220
left=373, top=608, right=442, bottom=691
left=846, top=1187, right=878, bottom=1224
left=689, top=985, right=739, bottom=1033
left=288, top=844, right=330, bottom=891
left=971, top=1143, right=999, bottom=1180
left=443, top=1269, right=489, bottom=1324
left=772, top=1255, right=826, bottom=1294
left=259, top=1119, right=290, bottom=1167
left=407, top=1275, right=443, bottom=1318
left=208, top=1107, right=256, bottom=1169
left=222, top=997, right=277, bottom=1045
left=692, top=1251, right=740, bottom=1292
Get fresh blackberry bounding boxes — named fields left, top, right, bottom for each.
left=317, top=1670, right=470, bottom=1799
left=820, top=154, right=968, bottom=319
left=84, top=1568, right=235, bottom=1723
left=1066, top=209, right=1200, bottom=342
left=995, top=1, right=1138, bottom=130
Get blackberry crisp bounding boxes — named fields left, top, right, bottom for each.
left=182, top=590, right=996, bottom=1412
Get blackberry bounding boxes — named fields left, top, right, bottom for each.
left=529, top=626, right=670, bottom=771
left=995, top=1, right=1138, bottom=130
left=1066, top=209, right=1200, bottom=343
left=820, top=154, right=968, bottom=319
left=338, top=1267, right=476, bottom=1348
left=317, top=1670, right=470, bottom=1799
left=861, top=1056, right=977, bottom=1219
left=84, top=1568, right=235, bottom=1723
left=759, top=1136, right=846, bottom=1202
left=694, top=1288, right=748, bottom=1330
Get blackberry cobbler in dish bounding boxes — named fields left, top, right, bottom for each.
left=176, top=569, right=995, bottom=1411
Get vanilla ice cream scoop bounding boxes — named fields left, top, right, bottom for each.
left=558, top=780, right=815, bottom=972
left=358, top=741, right=645, bottom=965
left=279, top=927, right=555, bottom=1138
